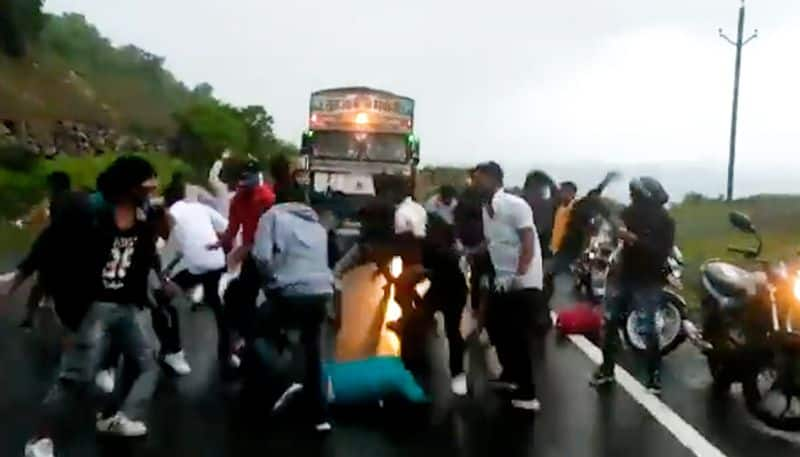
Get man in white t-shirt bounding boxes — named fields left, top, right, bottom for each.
left=160, top=187, right=230, bottom=373
left=473, top=161, right=546, bottom=413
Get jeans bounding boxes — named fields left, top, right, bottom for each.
left=600, top=280, right=663, bottom=377
left=172, top=268, right=228, bottom=358
left=485, top=288, right=545, bottom=400
left=42, top=301, right=156, bottom=436
left=256, top=293, right=331, bottom=423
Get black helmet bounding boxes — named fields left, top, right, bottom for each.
left=629, top=176, right=669, bottom=205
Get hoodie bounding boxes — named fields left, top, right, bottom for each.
left=252, top=202, right=334, bottom=297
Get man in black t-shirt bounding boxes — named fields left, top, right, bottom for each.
left=591, top=177, right=675, bottom=395
left=14, top=172, right=73, bottom=330
left=14, top=157, right=167, bottom=457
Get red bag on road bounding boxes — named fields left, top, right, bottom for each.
left=555, top=303, right=603, bottom=336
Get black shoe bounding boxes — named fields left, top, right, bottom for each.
left=646, top=372, right=662, bottom=396
left=488, top=371, right=519, bottom=392
left=589, top=368, right=615, bottom=387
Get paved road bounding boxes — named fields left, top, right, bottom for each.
left=0, top=274, right=798, bottom=456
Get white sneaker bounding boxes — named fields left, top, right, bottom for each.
left=229, top=353, right=241, bottom=369
left=451, top=373, right=468, bottom=396
left=95, top=369, right=115, bottom=394
left=272, top=383, right=304, bottom=412
left=24, top=438, right=54, bottom=457
left=96, top=412, right=148, bottom=437
left=315, top=422, right=333, bottom=433
left=162, top=351, right=192, bottom=376
left=511, top=398, right=541, bottom=412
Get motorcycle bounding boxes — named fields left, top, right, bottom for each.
left=573, top=217, right=616, bottom=301
left=698, top=211, right=800, bottom=430
left=574, top=217, right=691, bottom=356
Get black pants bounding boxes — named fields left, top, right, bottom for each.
left=469, top=252, right=493, bottom=311
left=224, top=254, right=262, bottom=341
left=148, top=288, right=182, bottom=355
left=23, top=278, right=45, bottom=325
left=257, top=293, right=330, bottom=422
left=485, top=288, right=545, bottom=400
left=171, top=268, right=228, bottom=358
left=420, top=284, right=468, bottom=376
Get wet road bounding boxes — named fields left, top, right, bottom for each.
left=0, top=275, right=798, bottom=456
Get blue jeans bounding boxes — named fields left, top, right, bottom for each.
left=600, top=280, right=663, bottom=377
left=40, top=302, right=156, bottom=443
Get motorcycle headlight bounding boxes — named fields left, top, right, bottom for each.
left=793, top=273, right=800, bottom=302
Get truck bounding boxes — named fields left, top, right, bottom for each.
left=300, top=87, right=420, bottom=254
left=300, top=87, right=421, bottom=360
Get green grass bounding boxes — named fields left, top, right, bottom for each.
left=673, top=196, right=800, bottom=307
left=0, top=222, right=34, bottom=272
left=0, top=152, right=192, bottom=221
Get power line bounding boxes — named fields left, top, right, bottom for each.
left=720, top=0, right=757, bottom=202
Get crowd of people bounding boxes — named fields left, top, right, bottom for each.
left=1, top=154, right=677, bottom=457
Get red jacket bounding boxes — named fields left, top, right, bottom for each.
left=222, top=184, right=275, bottom=246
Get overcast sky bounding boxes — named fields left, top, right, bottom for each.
left=44, top=0, right=800, bottom=200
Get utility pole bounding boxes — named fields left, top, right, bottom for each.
left=719, top=0, right=758, bottom=201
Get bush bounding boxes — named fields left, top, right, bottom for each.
left=0, top=152, right=191, bottom=220
left=683, top=192, right=706, bottom=204
left=0, top=144, right=38, bottom=172
left=0, top=166, right=46, bottom=219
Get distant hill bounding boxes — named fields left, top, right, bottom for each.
left=0, top=12, right=197, bottom=137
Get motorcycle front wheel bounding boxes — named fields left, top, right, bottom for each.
left=624, top=296, right=686, bottom=356
left=742, top=359, right=800, bottom=431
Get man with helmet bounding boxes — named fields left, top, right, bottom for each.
left=591, top=177, right=675, bottom=395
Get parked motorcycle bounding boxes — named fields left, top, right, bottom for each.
left=698, top=211, right=800, bottom=430
left=573, top=217, right=691, bottom=356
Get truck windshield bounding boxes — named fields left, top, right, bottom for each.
left=312, top=131, right=407, bottom=162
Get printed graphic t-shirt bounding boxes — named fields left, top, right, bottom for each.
left=96, top=217, right=158, bottom=306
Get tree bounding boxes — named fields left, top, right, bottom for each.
left=172, top=101, right=248, bottom=171
left=192, top=82, right=214, bottom=99
left=235, top=105, right=274, bottom=155
left=0, top=0, right=46, bottom=57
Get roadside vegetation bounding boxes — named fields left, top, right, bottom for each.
left=672, top=195, right=800, bottom=306
left=0, top=2, right=297, bottom=222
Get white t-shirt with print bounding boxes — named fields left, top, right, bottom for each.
left=482, top=190, right=543, bottom=290
left=169, top=200, right=229, bottom=275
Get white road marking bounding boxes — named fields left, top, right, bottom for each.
left=551, top=311, right=729, bottom=457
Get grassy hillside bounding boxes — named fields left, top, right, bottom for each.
left=0, top=13, right=195, bottom=135
left=673, top=195, right=800, bottom=306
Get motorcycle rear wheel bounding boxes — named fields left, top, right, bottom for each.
left=624, top=298, right=686, bottom=356
left=742, top=361, right=800, bottom=431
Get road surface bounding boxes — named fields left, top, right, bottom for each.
left=0, top=274, right=798, bottom=457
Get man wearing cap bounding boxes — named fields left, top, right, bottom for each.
left=472, top=161, right=546, bottom=413
left=207, top=161, right=275, bottom=371
left=209, top=161, right=276, bottom=259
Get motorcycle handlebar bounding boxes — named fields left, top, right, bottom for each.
left=727, top=245, right=759, bottom=258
